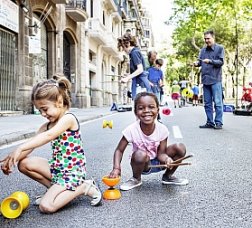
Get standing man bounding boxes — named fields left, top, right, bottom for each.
left=194, top=30, right=225, bottom=129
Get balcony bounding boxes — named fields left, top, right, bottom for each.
left=112, top=7, right=122, bottom=23
left=103, top=0, right=117, bottom=12
left=111, top=2, right=122, bottom=22
left=66, top=0, right=88, bottom=22
left=103, top=32, right=118, bottom=56
left=88, top=18, right=107, bottom=45
left=50, top=0, right=67, bottom=4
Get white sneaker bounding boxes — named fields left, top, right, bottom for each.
left=84, top=179, right=102, bottom=206
left=34, top=194, right=44, bottom=205
left=120, top=177, right=142, bottom=191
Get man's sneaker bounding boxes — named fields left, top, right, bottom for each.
left=199, top=123, right=215, bottom=129
left=162, top=175, right=189, bottom=186
left=120, top=177, right=142, bottom=191
left=214, top=124, right=222, bottom=130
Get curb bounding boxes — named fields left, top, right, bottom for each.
left=0, top=112, right=116, bottom=148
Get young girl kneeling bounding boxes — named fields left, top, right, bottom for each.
left=1, top=75, right=102, bottom=213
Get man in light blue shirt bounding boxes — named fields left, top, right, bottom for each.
left=194, top=30, right=225, bottom=129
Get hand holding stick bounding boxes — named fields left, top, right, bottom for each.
left=171, top=154, right=193, bottom=164
left=148, top=154, right=193, bottom=169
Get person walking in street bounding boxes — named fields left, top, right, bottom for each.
left=193, top=30, right=225, bottom=129
left=179, top=79, right=188, bottom=106
left=0, top=75, right=102, bottom=213
left=147, top=49, right=164, bottom=103
left=148, top=58, right=164, bottom=121
left=147, top=49, right=158, bottom=69
left=148, top=58, right=164, bottom=103
left=108, top=92, right=188, bottom=191
left=192, top=83, right=200, bottom=106
left=118, top=34, right=152, bottom=100
left=171, top=80, right=181, bottom=108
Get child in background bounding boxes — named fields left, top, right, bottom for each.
left=0, top=75, right=102, bottom=213
left=109, top=92, right=188, bottom=191
left=148, top=58, right=164, bottom=121
left=148, top=58, right=164, bottom=103
left=171, top=80, right=181, bottom=108
left=192, top=83, right=199, bottom=106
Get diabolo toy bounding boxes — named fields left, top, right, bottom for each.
left=102, top=176, right=121, bottom=200
left=181, top=88, right=193, bottom=99
left=102, top=120, right=113, bottom=129
left=162, top=108, right=171, bottom=115
left=1, top=191, right=30, bottom=219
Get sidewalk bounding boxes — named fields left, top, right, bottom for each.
left=0, top=107, right=115, bottom=147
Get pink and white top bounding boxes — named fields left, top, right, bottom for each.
left=122, top=121, right=169, bottom=160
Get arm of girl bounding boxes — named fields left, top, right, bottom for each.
left=109, top=136, right=129, bottom=178
left=157, top=138, right=173, bottom=166
left=0, top=122, right=47, bottom=175
left=17, top=114, right=75, bottom=152
left=1, top=114, right=76, bottom=173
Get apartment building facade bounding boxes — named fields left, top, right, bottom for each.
left=0, top=0, right=153, bottom=113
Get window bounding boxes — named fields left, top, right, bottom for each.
left=90, top=0, right=93, bottom=17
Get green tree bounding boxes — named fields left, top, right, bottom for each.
left=165, top=0, right=252, bottom=99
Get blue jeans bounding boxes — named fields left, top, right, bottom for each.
left=131, top=75, right=151, bottom=100
left=203, top=82, right=223, bottom=126
left=150, top=84, right=161, bottom=103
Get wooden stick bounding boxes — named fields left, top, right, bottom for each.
left=149, top=162, right=191, bottom=168
left=171, top=154, right=193, bottom=164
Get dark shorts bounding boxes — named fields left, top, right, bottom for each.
left=142, top=158, right=165, bottom=175
left=193, top=94, right=198, bottom=100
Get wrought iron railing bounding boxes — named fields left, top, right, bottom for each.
left=66, top=0, right=87, bottom=10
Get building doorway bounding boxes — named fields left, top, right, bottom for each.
left=0, top=29, right=17, bottom=111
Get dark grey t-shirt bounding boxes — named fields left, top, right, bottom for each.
left=129, top=47, right=146, bottom=74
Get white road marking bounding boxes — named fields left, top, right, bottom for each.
left=172, top=125, right=183, bottom=138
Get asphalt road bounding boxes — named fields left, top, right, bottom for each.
left=0, top=105, right=252, bottom=228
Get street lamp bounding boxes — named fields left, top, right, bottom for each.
left=234, top=0, right=239, bottom=108
left=234, top=5, right=239, bottom=108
